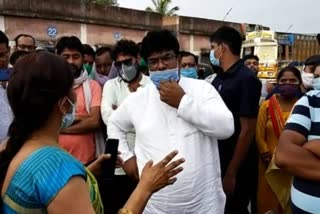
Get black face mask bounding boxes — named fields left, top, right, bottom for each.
left=69, top=64, right=82, bottom=78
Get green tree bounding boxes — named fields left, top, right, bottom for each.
left=146, top=0, right=179, bottom=16
left=81, top=0, right=118, bottom=6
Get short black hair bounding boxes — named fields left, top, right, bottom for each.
left=210, top=26, right=242, bottom=56
left=10, top=50, right=29, bottom=66
left=14, top=34, right=35, bottom=46
left=83, top=44, right=95, bottom=57
left=314, top=62, right=320, bottom=72
left=277, top=66, right=302, bottom=85
left=0, top=31, right=9, bottom=47
left=305, top=55, right=320, bottom=66
left=111, top=40, right=139, bottom=61
left=243, top=54, right=259, bottom=62
left=95, top=46, right=112, bottom=57
left=179, top=51, right=198, bottom=65
left=141, top=30, right=179, bottom=60
left=55, top=36, right=84, bottom=55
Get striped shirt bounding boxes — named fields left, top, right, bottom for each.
left=285, top=90, right=320, bottom=214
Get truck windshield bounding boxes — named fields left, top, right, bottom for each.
left=255, top=45, right=277, bottom=62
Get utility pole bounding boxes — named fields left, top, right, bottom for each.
left=286, top=24, right=293, bottom=33
left=222, top=8, right=233, bottom=22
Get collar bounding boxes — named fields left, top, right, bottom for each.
left=218, top=59, right=243, bottom=79
left=139, top=74, right=150, bottom=87
left=119, top=73, right=149, bottom=86
left=73, top=69, right=88, bottom=88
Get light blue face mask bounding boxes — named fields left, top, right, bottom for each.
left=149, top=68, right=179, bottom=88
left=61, top=98, right=76, bottom=129
left=210, top=50, right=220, bottom=66
left=313, top=77, right=320, bottom=90
left=180, top=67, right=198, bottom=79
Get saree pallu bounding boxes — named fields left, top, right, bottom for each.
left=266, top=95, right=292, bottom=214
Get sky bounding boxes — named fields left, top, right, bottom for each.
left=118, top=0, right=318, bottom=34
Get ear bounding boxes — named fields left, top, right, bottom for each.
left=220, top=43, right=226, bottom=52
left=58, top=97, right=68, bottom=115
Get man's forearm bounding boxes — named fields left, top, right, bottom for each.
left=61, top=119, right=100, bottom=134
left=276, top=144, right=320, bottom=181
left=227, top=130, right=254, bottom=175
left=123, top=157, right=139, bottom=181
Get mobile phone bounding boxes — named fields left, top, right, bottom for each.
left=198, top=67, right=205, bottom=79
left=102, top=139, right=119, bottom=180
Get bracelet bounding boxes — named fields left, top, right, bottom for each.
left=118, top=208, right=134, bottom=214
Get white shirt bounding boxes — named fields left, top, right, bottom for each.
left=108, top=77, right=234, bottom=214
left=101, top=74, right=150, bottom=175
left=0, top=87, right=12, bottom=143
left=259, top=79, right=269, bottom=105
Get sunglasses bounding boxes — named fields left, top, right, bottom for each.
left=114, top=58, right=133, bottom=69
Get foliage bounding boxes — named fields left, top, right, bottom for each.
left=146, top=0, right=179, bottom=16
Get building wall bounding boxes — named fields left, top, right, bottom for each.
left=86, top=24, right=146, bottom=45
left=5, top=16, right=81, bottom=42
left=179, top=33, right=190, bottom=51
left=193, top=35, right=211, bottom=53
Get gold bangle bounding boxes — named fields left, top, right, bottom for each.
left=118, top=208, right=134, bottom=214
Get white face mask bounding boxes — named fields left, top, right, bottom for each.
left=313, top=77, right=320, bottom=90
left=301, top=71, right=314, bottom=89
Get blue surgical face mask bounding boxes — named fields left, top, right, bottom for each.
left=180, top=67, right=198, bottom=79
left=149, top=68, right=179, bottom=88
left=313, top=77, right=320, bottom=90
left=61, top=98, right=76, bottom=129
left=210, top=50, right=220, bottom=66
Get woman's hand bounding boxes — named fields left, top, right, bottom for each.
left=138, top=150, right=185, bottom=194
left=87, top=153, right=123, bottom=177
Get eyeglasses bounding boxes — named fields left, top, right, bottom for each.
left=147, top=53, right=177, bottom=70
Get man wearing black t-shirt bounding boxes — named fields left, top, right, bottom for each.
left=210, top=26, right=262, bottom=214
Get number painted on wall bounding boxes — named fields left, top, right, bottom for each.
left=47, top=26, right=57, bottom=38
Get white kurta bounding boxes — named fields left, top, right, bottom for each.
left=108, top=77, right=234, bottom=214
left=101, top=75, right=150, bottom=175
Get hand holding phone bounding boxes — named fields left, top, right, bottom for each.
left=102, top=139, right=119, bottom=180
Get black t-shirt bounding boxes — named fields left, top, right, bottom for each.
left=212, top=60, right=261, bottom=175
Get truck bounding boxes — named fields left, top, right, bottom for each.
left=241, top=30, right=320, bottom=79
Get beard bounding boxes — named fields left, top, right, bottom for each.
left=69, top=64, right=82, bottom=78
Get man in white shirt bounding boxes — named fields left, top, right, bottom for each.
left=0, top=31, right=13, bottom=143
left=108, top=30, right=234, bottom=214
left=244, top=54, right=275, bottom=104
left=101, top=39, right=150, bottom=213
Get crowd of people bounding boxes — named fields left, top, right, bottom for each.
left=0, top=25, right=319, bottom=214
